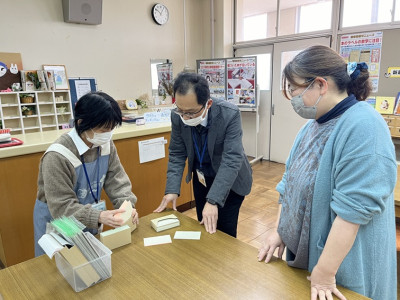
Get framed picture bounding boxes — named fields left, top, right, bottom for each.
left=43, top=65, right=69, bottom=90
left=393, top=92, right=400, bottom=115
left=375, top=96, right=395, bottom=115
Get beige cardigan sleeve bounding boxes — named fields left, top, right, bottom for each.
left=41, top=152, right=101, bottom=229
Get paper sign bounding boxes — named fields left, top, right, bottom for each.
left=143, top=235, right=172, bottom=246
left=138, top=137, right=166, bottom=163
left=75, top=80, right=91, bottom=100
left=143, top=110, right=171, bottom=123
left=173, top=231, right=201, bottom=240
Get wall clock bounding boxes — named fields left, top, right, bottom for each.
left=151, top=3, right=169, bottom=25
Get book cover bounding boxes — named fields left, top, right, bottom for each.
left=365, top=97, right=376, bottom=108
left=393, top=92, right=400, bottom=115
left=44, top=70, right=55, bottom=91
left=21, top=70, right=40, bottom=91
left=37, top=70, right=48, bottom=91
left=375, top=96, right=395, bottom=114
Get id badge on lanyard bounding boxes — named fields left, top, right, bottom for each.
left=192, top=129, right=208, bottom=187
left=92, top=199, right=106, bottom=211
left=196, top=169, right=207, bottom=187
left=81, top=148, right=103, bottom=205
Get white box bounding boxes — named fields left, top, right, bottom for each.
left=151, top=214, right=180, bottom=232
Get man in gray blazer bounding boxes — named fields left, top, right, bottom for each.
left=154, top=73, right=252, bottom=237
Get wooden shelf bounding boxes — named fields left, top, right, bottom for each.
left=0, top=90, right=72, bottom=134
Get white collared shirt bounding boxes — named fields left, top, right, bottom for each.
left=200, top=115, right=208, bottom=127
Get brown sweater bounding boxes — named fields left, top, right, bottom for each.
left=36, top=133, right=137, bottom=229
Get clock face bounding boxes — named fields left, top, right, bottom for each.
left=152, top=3, right=169, bottom=25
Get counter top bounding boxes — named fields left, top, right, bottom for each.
left=0, top=122, right=171, bottom=159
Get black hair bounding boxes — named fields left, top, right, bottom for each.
left=173, top=72, right=210, bottom=105
left=74, top=91, right=122, bottom=136
left=282, top=45, right=371, bottom=100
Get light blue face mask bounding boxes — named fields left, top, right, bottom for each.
left=290, top=80, right=322, bottom=119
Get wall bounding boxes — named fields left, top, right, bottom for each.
left=1, top=0, right=211, bottom=99
left=214, top=0, right=234, bottom=58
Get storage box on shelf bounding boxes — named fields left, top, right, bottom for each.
left=0, top=90, right=72, bottom=134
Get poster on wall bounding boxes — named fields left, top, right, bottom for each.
left=68, top=77, right=97, bottom=116
left=339, top=31, right=383, bottom=93
left=0, top=52, right=23, bottom=91
left=156, top=63, right=173, bottom=97
left=226, top=57, right=256, bottom=107
left=197, top=59, right=226, bottom=101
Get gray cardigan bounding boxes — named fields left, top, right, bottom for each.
left=165, top=99, right=252, bottom=207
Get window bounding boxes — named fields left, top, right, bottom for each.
left=342, top=0, right=393, bottom=27
left=244, top=54, right=271, bottom=90
left=243, top=14, right=267, bottom=41
left=298, top=2, right=332, bottom=33
left=236, top=0, right=277, bottom=42
left=151, top=63, right=160, bottom=91
left=235, top=0, right=332, bottom=42
left=395, top=0, right=400, bottom=21
left=278, top=0, right=332, bottom=36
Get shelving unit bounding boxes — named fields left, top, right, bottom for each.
left=0, top=90, right=72, bottom=134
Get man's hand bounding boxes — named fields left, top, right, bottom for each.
left=154, top=194, right=179, bottom=212
left=200, top=202, right=218, bottom=234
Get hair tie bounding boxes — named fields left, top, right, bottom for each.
left=347, top=62, right=368, bottom=80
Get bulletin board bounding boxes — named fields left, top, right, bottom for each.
left=338, top=28, right=400, bottom=97
left=68, top=77, right=97, bottom=116
left=196, top=56, right=257, bottom=109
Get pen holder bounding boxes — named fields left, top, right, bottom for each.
left=54, top=232, right=112, bottom=292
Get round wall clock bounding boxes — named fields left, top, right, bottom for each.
left=151, top=3, right=169, bottom=25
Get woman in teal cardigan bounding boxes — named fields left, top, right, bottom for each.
left=258, top=45, right=397, bottom=300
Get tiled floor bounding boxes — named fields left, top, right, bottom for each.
left=183, top=160, right=285, bottom=251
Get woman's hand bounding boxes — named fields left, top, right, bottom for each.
left=308, top=264, right=346, bottom=300
left=99, top=208, right=126, bottom=227
left=258, top=228, right=285, bottom=263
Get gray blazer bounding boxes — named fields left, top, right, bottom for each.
left=165, top=99, right=252, bottom=207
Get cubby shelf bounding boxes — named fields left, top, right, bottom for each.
left=0, top=90, right=72, bottom=134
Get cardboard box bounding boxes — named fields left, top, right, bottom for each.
left=100, top=225, right=131, bottom=250
left=151, top=214, right=180, bottom=232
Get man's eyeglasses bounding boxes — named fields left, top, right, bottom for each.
left=172, top=104, right=205, bottom=119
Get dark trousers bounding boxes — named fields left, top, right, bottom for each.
left=192, top=172, right=244, bottom=238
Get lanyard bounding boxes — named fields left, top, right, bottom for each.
left=81, top=147, right=100, bottom=203
left=192, top=129, right=208, bottom=169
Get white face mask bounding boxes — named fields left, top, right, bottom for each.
left=85, top=129, right=113, bottom=146
left=179, top=105, right=209, bottom=127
